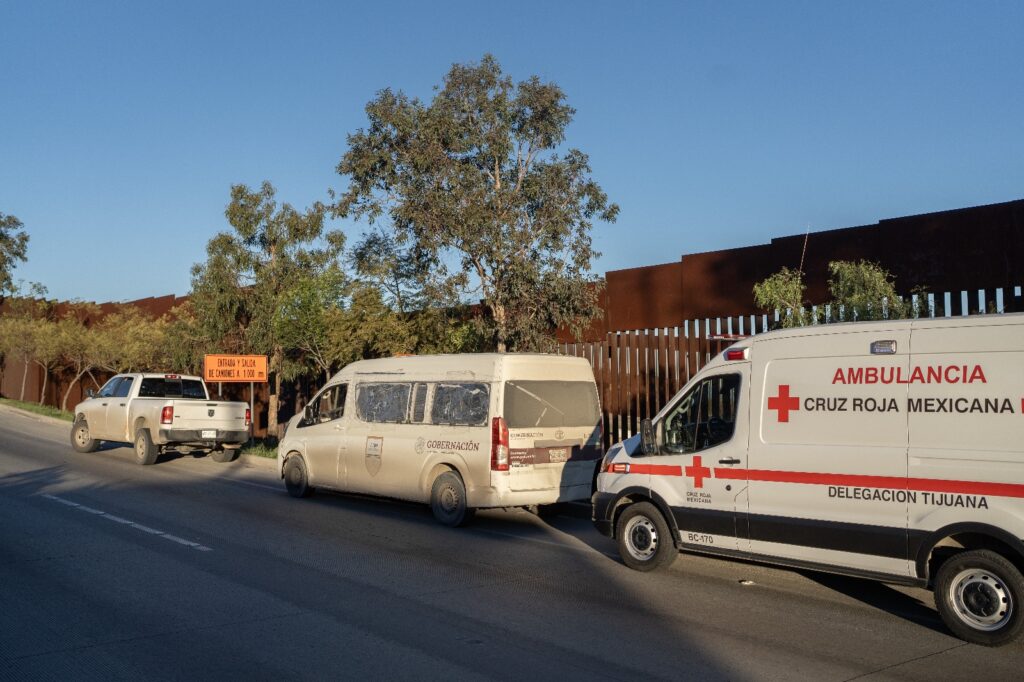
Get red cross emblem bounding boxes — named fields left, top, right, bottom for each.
left=768, top=384, right=800, bottom=422
left=684, top=455, right=711, bottom=488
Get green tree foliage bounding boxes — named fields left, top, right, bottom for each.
left=753, top=260, right=911, bottom=327
left=0, top=212, right=29, bottom=299
left=190, top=181, right=343, bottom=437
left=752, top=267, right=811, bottom=328
left=827, top=260, right=907, bottom=321
left=275, top=267, right=348, bottom=383
left=334, top=54, right=618, bottom=352
left=57, top=304, right=102, bottom=413
left=93, top=306, right=170, bottom=373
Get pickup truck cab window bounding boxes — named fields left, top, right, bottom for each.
left=659, top=374, right=741, bottom=455
left=139, top=378, right=207, bottom=399
left=113, top=377, right=133, bottom=398
left=97, top=377, right=122, bottom=398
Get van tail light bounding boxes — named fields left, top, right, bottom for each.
left=245, top=408, right=251, bottom=427
left=161, top=406, right=174, bottom=424
left=491, top=416, right=509, bottom=471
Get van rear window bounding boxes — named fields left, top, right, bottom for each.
left=503, top=381, right=600, bottom=428
left=138, top=378, right=207, bottom=399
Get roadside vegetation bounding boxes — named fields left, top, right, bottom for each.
left=0, top=397, right=74, bottom=422
left=754, top=259, right=927, bottom=328
left=239, top=441, right=277, bottom=459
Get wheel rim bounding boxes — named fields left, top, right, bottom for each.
left=135, top=435, right=145, bottom=459
left=439, top=484, right=460, bottom=514
left=948, top=568, right=1013, bottom=632
left=74, top=425, right=89, bottom=447
left=287, top=462, right=304, bottom=488
left=624, top=515, right=659, bottom=561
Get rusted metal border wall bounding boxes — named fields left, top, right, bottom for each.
left=563, top=284, right=1024, bottom=450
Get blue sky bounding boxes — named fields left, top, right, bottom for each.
left=2, top=0, right=1022, bottom=303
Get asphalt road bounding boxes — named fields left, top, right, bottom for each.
left=1, top=405, right=1022, bottom=681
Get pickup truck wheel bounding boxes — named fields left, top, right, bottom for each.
left=134, top=428, right=158, bottom=466
left=934, top=549, right=1024, bottom=646
left=616, top=501, right=678, bottom=571
left=211, top=448, right=239, bottom=463
left=430, top=471, right=475, bottom=527
left=71, top=419, right=99, bottom=453
left=283, top=455, right=313, bottom=498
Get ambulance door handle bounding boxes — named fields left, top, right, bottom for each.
left=718, top=457, right=741, bottom=465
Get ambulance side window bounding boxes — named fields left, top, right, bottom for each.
left=660, top=374, right=740, bottom=455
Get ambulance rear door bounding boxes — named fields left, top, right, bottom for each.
left=746, top=326, right=912, bottom=577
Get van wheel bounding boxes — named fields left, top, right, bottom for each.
left=134, top=428, right=158, bottom=465
left=71, top=419, right=99, bottom=453
left=430, top=471, right=475, bottom=527
left=934, top=549, right=1024, bottom=646
left=283, top=456, right=313, bottom=498
left=210, top=448, right=238, bottom=463
left=616, top=502, right=677, bottom=571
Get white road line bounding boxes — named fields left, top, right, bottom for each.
left=41, top=494, right=213, bottom=552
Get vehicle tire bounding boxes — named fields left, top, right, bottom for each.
left=283, top=455, right=313, bottom=498
left=71, top=419, right=99, bottom=453
left=210, top=448, right=239, bottom=463
left=934, top=549, right=1024, bottom=646
left=430, top=471, right=475, bottom=527
left=616, top=501, right=678, bottom=571
left=133, top=428, right=158, bottom=466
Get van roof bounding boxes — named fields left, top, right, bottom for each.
left=326, top=353, right=593, bottom=383
left=748, top=311, right=1024, bottom=344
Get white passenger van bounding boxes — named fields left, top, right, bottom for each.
left=594, top=313, right=1024, bottom=646
left=278, top=353, right=602, bottom=526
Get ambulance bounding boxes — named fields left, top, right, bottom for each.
left=593, top=313, right=1024, bottom=645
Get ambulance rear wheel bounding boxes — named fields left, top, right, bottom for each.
left=617, top=502, right=677, bottom=571
left=934, top=549, right=1024, bottom=646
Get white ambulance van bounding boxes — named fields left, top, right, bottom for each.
left=278, top=353, right=602, bottom=527
left=594, top=313, right=1024, bottom=645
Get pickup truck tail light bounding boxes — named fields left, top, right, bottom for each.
left=245, top=408, right=251, bottom=427
left=161, top=406, right=174, bottom=424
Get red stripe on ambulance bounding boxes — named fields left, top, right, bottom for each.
left=713, top=467, right=1024, bottom=499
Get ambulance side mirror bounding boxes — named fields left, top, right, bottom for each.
left=640, top=418, right=657, bottom=456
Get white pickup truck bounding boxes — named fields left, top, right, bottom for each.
left=70, top=373, right=251, bottom=465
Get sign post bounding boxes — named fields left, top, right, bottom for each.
left=203, top=355, right=269, bottom=445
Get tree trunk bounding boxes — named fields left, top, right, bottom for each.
left=37, top=363, right=48, bottom=406
left=492, top=302, right=508, bottom=353
left=62, top=369, right=87, bottom=413
left=19, top=358, right=28, bottom=401
left=267, top=346, right=283, bottom=440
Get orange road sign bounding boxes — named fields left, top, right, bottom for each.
left=203, top=354, right=268, bottom=383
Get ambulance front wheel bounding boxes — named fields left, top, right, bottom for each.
left=934, top=549, right=1024, bottom=646
left=616, top=502, right=677, bottom=571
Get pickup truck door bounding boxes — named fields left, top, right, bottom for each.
left=104, top=376, right=135, bottom=442
left=90, top=376, right=124, bottom=440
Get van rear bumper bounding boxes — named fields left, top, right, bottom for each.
left=470, top=482, right=592, bottom=508
left=592, top=491, right=616, bottom=537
